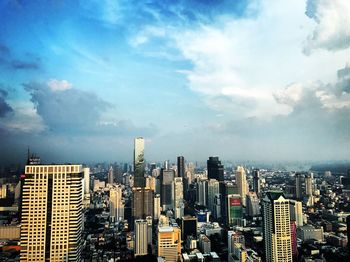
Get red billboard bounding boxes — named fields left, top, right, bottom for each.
left=230, top=198, right=241, bottom=206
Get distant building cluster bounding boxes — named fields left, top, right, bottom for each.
left=0, top=139, right=350, bottom=261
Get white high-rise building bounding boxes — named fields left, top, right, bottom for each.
left=174, top=177, right=184, bottom=219
left=236, top=166, right=248, bottom=206
left=154, top=194, right=161, bottom=220
left=21, top=164, right=84, bottom=261
left=263, top=191, right=292, bottom=262
left=110, top=185, right=124, bottom=221
left=207, top=179, right=219, bottom=213
left=83, top=167, right=90, bottom=195
left=289, top=200, right=303, bottom=227
left=134, top=219, right=148, bottom=257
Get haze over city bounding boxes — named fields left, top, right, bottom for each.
left=1, top=0, right=350, bottom=164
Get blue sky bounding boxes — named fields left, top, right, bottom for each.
left=1, top=0, right=350, bottom=164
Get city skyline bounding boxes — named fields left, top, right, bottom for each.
left=1, top=0, right=350, bottom=164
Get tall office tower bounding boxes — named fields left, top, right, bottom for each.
left=252, top=169, right=261, bottom=194
left=134, top=137, right=146, bottom=188
left=289, top=200, right=303, bottom=227
left=133, top=187, right=154, bottom=219
left=174, top=177, right=184, bottom=219
left=146, top=216, right=152, bottom=245
left=295, top=173, right=304, bottom=200
left=305, top=173, right=313, bottom=196
left=220, top=181, right=238, bottom=223
left=108, top=166, right=114, bottom=185
left=154, top=194, right=161, bottom=220
left=110, top=185, right=124, bottom=221
left=164, top=160, right=169, bottom=170
left=227, top=194, right=243, bottom=226
left=263, top=191, right=292, bottom=262
left=134, top=219, right=148, bottom=257
left=207, top=179, right=220, bottom=213
left=236, top=166, right=248, bottom=206
left=246, top=192, right=260, bottom=217
left=207, top=157, right=224, bottom=181
left=177, top=156, right=185, bottom=178
left=21, top=164, right=83, bottom=261
left=161, top=169, right=175, bottom=211
left=146, top=176, right=156, bottom=191
left=83, top=167, right=90, bottom=195
left=196, top=179, right=208, bottom=207
left=181, top=216, right=197, bottom=241
left=213, top=193, right=222, bottom=219
left=157, top=225, right=181, bottom=262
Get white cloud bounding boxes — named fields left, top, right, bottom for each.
left=163, top=0, right=350, bottom=118
left=47, top=79, right=72, bottom=91
left=304, top=0, right=350, bottom=53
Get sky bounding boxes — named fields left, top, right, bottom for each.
left=1, top=0, right=350, bottom=164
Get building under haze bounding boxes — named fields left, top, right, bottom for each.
left=134, top=137, right=146, bottom=188
left=236, top=166, right=248, bottom=206
left=21, top=164, right=83, bottom=261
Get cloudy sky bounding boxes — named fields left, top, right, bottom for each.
left=1, top=0, right=350, bottom=164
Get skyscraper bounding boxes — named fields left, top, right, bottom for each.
left=196, top=179, right=207, bottom=207
left=227, top=194, right=243, bottom=226
left=263, top=191, right=292, bottom=262
left=134, top=137, right=145, bottom=188
left=110, top=184, right=124, bottom=221
left=174, top=177, right=184, bottom=219
left=133, top=187, right=154, bottom=220
left=236, top=166, right=248, bottom=206
left=83, top=167, right=90, bottom=195
left=295, top=173, right=303, bottom=200
left=177, top=156, right=185, bottom=178
left=108, top=166, right=114, bottom=185
left=207, top=179, right=220, bottom=214
left=252, top=169, right=260, bottom=194
left=134, top=219, right=148, bottom=257
left=161, top=169, right=175, bottom=211
left=289, top=200, right=303, bottom=227
left=181, top=215, right=197, bottom=241
left=154, top=194, right=161, bottom=220
left=157, top=225, right=181, bottom=262
left=207, top=157, right=224, bottom=181
left=305, top=173, right=313, bottom=196
left=21, top=164, right=83, bottom=261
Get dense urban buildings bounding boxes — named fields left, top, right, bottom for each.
left=0, top=137, right=349, bottom=261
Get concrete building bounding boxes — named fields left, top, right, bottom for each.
left=246, top=192, right=260, bottom=217
left=154, top=194, right=161, bottom=220
left=134, top=219, right=148, bottom=257
left=157, top=225, right=181, bottom=262
left=236, top=166, right=248, bottom=206
left=174, top=177, right=184, bottom=219
left=289, top=200, right=303, bottom=227
left=263, top=191, right=292, bottom=262
left=196, top=179, right=207, bottom=207
left=110, top=184, right=124, bottom=221
left=133, top=187, right=154, bottom=220
left=21, top=164, right=84, bottom=261
left=297, top=225, right=324, bottom=242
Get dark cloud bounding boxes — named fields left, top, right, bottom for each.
left=0, top=88, right=13, bottom=117
left=0, top=43, right=40, bottom=71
